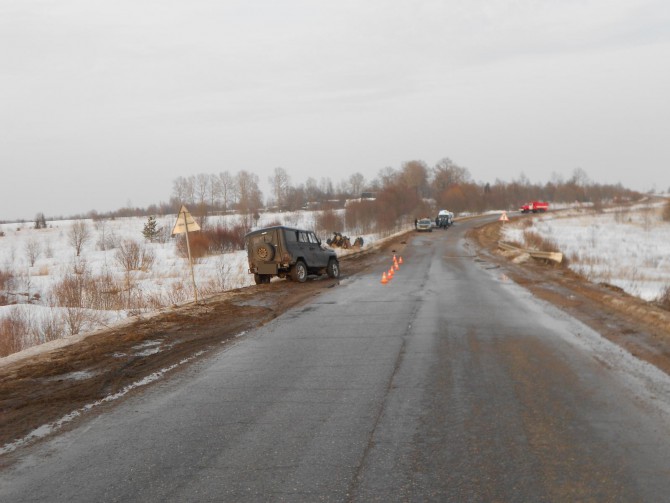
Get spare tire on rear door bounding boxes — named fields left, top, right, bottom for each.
left=253, top=242, right=275, bottom=261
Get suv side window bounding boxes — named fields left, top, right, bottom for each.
left=308, top=232, right=319, bottom=244
left=298, top=231, right=309, bottom=243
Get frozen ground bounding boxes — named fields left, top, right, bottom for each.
left=0, top=209, right=390, bottom=354
left=3, top=202, right=668, bottom=356
left=501, top=202, right=670, bottom=302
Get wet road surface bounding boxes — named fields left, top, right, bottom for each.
left=2, top=218, right=670, bottom=502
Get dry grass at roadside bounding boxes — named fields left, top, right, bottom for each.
left=522, top=230, right=561, bottom=253
left=657, top=286, right=670, bottom=311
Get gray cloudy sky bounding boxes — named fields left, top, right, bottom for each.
left=2, top=0, right=669, bottom=220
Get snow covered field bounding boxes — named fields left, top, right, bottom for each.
left=0, top=210, right=389, bottom=355
left=3, top=202, right=669, bottom=357
left=501, top=201, right=670, bottom=302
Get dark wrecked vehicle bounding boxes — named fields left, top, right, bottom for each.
left=245, top=226, right=340, bottom=284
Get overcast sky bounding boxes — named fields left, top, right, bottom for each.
left=2, top=0, right=669, bottom=220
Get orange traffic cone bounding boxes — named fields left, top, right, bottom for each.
left=394, top=262, right=399, bottom=271
left=388, top=268, right=394, bottom=279
left=399, top=256, right=404, bottom=265
left=381, top=271, right=388, bottom=284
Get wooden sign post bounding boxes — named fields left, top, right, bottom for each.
left=171, top=205, right=201, bottom=303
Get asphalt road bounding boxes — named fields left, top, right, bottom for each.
left=2, top=218, right=670, bottom=502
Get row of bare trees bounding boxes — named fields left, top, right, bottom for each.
left=169, top=161, right=643, bottom=228
left=169, top=168, right=362, bottom=218
left=171, top=171, right=263, bottom=216
left=22, top=158, right=645, bottom=229
left=17, top=161, right=644, bottom=261
left=333, top=160, right=644, bottom=236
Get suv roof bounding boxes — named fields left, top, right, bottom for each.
left=244, top=225, right=302, bottom=238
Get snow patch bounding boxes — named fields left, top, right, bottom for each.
left=0, top=349, right=208, bottom=456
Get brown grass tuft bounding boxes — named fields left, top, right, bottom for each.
left=663, top=200, right=670, bottom=222
left=523, top=230, right=561, bottom=253
left=658, top=285, right=670, bottom=311
left=316, top=209, right=344, bottom=233
left=0, top=307, right=28, bottom=357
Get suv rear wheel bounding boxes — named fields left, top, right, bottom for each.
left=254, top=273, right=271, bottom=285
left=291, top=260, right=308, bottom=283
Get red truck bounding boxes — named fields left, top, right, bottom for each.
left=520, top=201, right=549, bottom=213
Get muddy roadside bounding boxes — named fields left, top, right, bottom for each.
left=471, top=218, right=670, bottom=377
left=0, top=235, right=407, bottom=456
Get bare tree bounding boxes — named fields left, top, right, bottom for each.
left=269, top=167, right=291, bottom=209
left=208, top=173, right=220, bottom=209
left=570, top=167, right=591, bottom=187
left=34, top=212, right=47, bottom=229
left=236, top=170, right=263, bottom=217
left=401, top=160, right=429, bottom=198
left=550, top=171, right=565, bottom=185
left=195, top=173, right=210, bottom=209
left=376, top=166, right=398, bottom=188
left=285, top=184, right=306, bottom=211
left=25, top=239, right=41, bottom=267
left=172, top=176, right=189, bottom=204
left=432, top=158, right=471, bottom=194
left=319, top=177, right=334, bottom=198
left=68, top=220, right=91, bottom=257
left=515, top=172, right=531, bottom=187
left=94, top=218, right=116, bottom=251
left=304, top=177, right=321, bottom=202
left=218, top=171, right=235, bottom=211
left=349, top=172, right=366, bottom=197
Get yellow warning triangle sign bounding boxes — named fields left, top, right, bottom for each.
left=499, top=211, right=509, bottom=222
left=171, top=205, right=201, bottom=235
